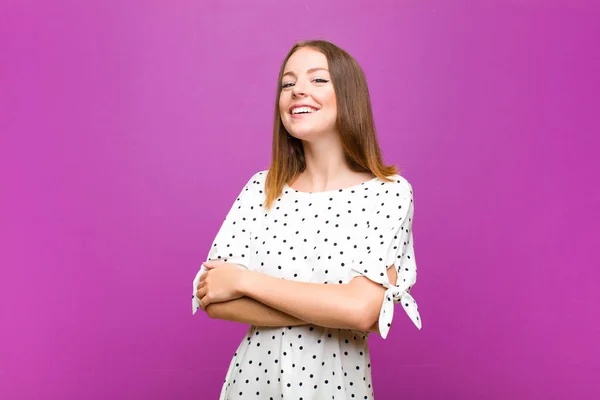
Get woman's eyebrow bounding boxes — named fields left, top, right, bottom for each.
left=282, top=67, right=330, bottom=78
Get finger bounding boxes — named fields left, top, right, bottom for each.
left=203, top=261, right=215, bottom=269
left=204, top=261, right=225, bottom=269
left=196, top=286, right=207, bottom=300
left=200, top=295, right=211, bottom=311
left=199, top=273, right=208, bottom=282
left=196, top=280, right=206, bottom=291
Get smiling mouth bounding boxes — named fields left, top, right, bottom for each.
left=290, top=107, right=319, bottom=115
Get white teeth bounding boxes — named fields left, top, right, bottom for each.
left=291, top=107, right=318, bottom=114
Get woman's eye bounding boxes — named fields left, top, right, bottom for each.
left=281, top=78, right=328, bottom=89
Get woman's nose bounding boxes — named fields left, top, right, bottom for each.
left=292, top=82, right=307, bottom=97
left=292, top=89, right=306, bottom=97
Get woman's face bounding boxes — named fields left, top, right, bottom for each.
left=279, top=47, right=337, bottom=141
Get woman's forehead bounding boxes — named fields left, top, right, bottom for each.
left=284, top=48, right=329, bottom=72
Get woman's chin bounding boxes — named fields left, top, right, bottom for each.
left=287, top=130, right=315, bottom=141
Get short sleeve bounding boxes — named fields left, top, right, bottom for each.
left=348, top=177, right=422, bottom=338
left=192, top=172, right=262, bottom=315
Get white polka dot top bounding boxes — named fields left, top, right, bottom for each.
left=192, top=170, right=421, bottom=399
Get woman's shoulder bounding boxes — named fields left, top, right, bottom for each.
left=378, top=174, right=413, bottom=197
left=245, top=169, right=269, bottom=187
left=237, top=169, right=269, bottom=199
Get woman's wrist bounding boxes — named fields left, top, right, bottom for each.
left=238, top=269, right=256, bottom=297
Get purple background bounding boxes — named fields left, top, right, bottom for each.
left=1, top=0, right=599, bottom=399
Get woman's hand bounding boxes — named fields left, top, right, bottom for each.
left=196, top=261, right=246, bottom=310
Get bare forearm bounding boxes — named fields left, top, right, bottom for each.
left=240, top=270, right=368, bottom=330
left=207, top=296, right=380, bottom=333
left=206, top=296, right=308, bottom=327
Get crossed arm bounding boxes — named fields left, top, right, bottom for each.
left=202, top=265, right=398, bottom=334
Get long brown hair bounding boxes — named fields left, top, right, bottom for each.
left=264, top=40, right=401, bottom=210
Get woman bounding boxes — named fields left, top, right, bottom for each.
left=192, top=40, right=421, bottom=400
